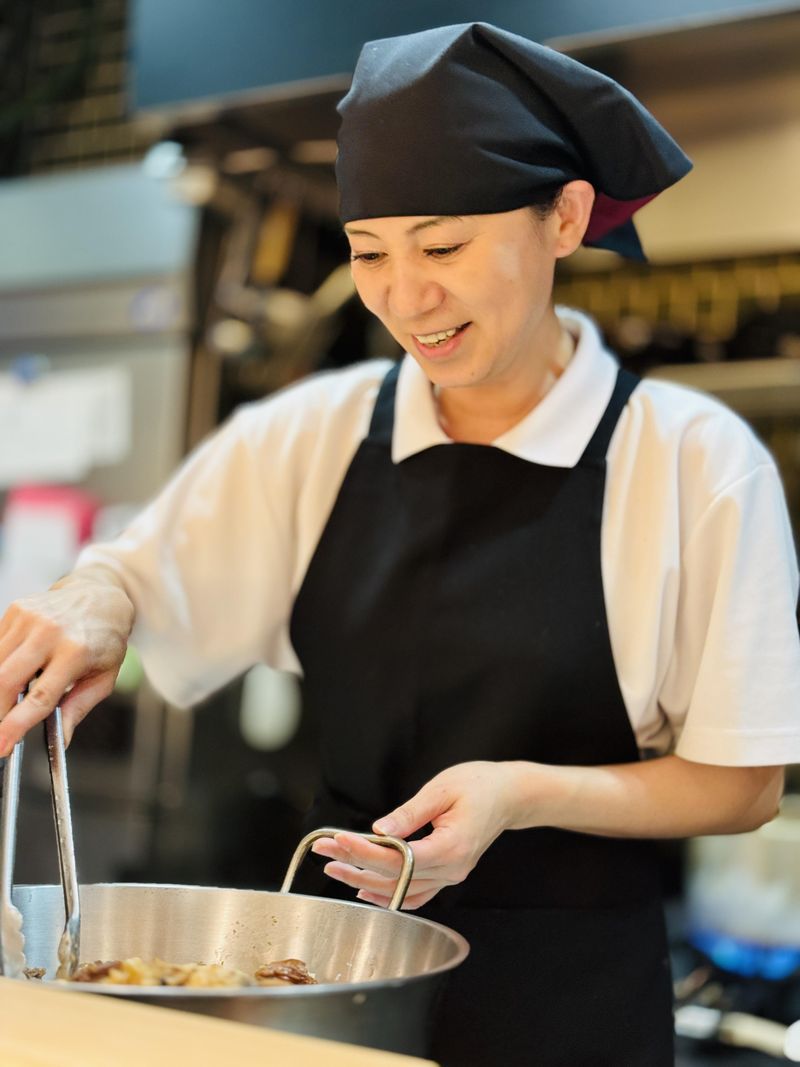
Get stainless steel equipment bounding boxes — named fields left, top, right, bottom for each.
left=0, top=165, right=198, bottom=889
left=1, top=697, right=80, bottom=979
left=43, top=708, right=80, bottom=978
left=11, top=830, right=469, bottom=1057
left=0, top=708, right=25, bottom=977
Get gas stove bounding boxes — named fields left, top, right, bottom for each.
left=672, top=931, right=800, bottom=1063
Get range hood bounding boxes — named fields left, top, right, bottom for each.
left=554, top=6, right=800, bottom=262
left=137, top=6, right=800, bottom=263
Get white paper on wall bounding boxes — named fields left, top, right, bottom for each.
left=0, top=365, right=131, bottom=487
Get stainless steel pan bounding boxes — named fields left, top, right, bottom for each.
left=12, top=829, right=469, bottom=1057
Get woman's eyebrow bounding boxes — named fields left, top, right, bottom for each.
left=407, top=215, right=464, bottom=234
left=344, top=215, right=464, bottom=239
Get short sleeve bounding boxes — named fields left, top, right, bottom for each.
left=77, top=406, right=298, bottom=708
left=76, top=360, right=388, bottom=708
left=665, top=460, right=800, bottom=765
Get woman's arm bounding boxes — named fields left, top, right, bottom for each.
left=0, top=382, right=319, bottom=752
left=312, top=756, right=785, bottom=909
left=0, top=564, right=135, bottom=754
left=504, top=755, right=784, bottom=837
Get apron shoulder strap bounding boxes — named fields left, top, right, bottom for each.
left=366, top=360, right=402, bottom=445
left=581, top=366, right=640, bottom=462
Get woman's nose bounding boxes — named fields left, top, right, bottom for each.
left=385, top=263, right=443, bottom=321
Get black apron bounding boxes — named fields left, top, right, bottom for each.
left=290, top=362, right=674, bottom=1066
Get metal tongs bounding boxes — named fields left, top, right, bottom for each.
left=0, top=694, right=80, bottom=979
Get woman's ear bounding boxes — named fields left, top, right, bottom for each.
left=552, top=180, right=595, bottom=258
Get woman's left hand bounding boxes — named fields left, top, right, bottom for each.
left=310, top=761, right=524, bottom=910
left=310, top=757, right=785, bottom=909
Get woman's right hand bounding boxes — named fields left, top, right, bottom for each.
left=0, top=565, right=135, bottom=755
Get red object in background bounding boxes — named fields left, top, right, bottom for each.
left=4, top=484, right=101, bottom=545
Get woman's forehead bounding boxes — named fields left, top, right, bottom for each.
left=344, top=215, right=471, bottom=239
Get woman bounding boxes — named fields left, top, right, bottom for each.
left=0, top=22, right=797, bottom=1066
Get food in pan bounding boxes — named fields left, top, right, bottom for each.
left=253, top=959, right=317, bottom=986
left=67, top=956, right=317, bottom=987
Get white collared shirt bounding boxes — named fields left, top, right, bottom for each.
left=78, top=308, right=800, bottom=766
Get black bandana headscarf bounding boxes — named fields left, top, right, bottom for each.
left=336, top=22, right=692, bottom=260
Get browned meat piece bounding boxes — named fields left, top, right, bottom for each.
left=254, top=958, right=317, bottom=985
left=23, top=967, right=46, bottom=980
left=71, top=960, right=123, bottom=982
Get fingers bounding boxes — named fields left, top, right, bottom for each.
left=0, top=580, right=133, bottom=750
left=0, top=643, right=54, bottom=720
left=401, top=825, right=460, bottom=871
left=311, top=832, right=404, bottom=877
left=312, top=827, right=460, bottom=880
left=322, top=861, right=444, bottom=910
left=0, top=655, right=76, bottom=756
left=317, top=829, right=454, bottom=906
left=373, top=782, right=447, bottom=838
left=321, top=859, right=440, bottom=896
left=0, top=606, right=77, bottom=727
left=372, top=768, right=469, bottom=839
left=0, top=609, right=25, bottom=663
left=60, top=671, right=117, bottom=746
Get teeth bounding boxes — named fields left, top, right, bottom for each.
left=416, top=326, right=459, bottom=346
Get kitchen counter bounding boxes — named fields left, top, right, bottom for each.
left=0, top=976, right=437, bottom=1067
left=3, top=976, right=790, bottom=1065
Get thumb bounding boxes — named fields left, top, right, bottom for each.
left=373, top=779, right=451, bottom=838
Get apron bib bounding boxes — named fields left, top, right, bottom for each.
left=290, top=362, right=674, bottom=1066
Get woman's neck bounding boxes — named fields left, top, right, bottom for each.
left=434, top=326, right=575, bottom=444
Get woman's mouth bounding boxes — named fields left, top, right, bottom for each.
left=412, top=322, right=471, bottom=357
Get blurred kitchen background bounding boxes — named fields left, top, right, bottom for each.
left=1, top=1, right=800, bottom=1060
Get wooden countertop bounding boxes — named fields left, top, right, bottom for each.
left=0, top=977, right=438, bottom=1067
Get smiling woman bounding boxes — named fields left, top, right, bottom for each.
left=0, top=20, right=798, bottom=1067
left=344, top=198, right=592, bottom=441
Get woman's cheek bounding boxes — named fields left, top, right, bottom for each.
left=352, top=277, right=382, bottom=317
left=491, top=242, right=525, bottom=283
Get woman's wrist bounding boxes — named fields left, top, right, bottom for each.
left=51, top=565, right=136, bottom=636
left=499, top=760, right=574, bottom=832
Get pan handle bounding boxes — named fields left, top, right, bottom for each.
left=280, top=827, right=415, bottom=911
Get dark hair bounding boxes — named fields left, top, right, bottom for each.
left=529, top=185, right=564, bottom=221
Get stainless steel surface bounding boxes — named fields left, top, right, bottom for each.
left=13, top=881, right=469, bottom=1055
left=0, top=166, right=194, bottom=509
left=44, top=709, right=80, bottom=978
left=281, top=829, right=415, bottom=912
left=0, top=726, right=26, bottom=977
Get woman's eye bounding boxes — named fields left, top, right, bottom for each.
left=425, top=244, right=463, bottom=258
left=349, top=251, right=383, bottom=263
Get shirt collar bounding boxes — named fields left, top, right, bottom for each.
left=392, top=307, right=619, bottom=467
